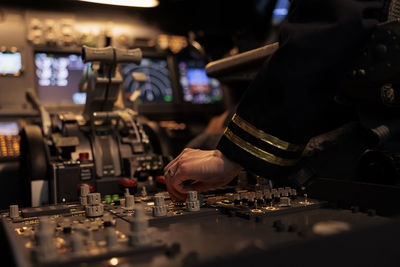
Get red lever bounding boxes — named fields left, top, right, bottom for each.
left=119, top=178, right=138, bottom=187
left=155, top=176, right=166, bottom=184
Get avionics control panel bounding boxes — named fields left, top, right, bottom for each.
left=1, top=185, right=393, bottom=267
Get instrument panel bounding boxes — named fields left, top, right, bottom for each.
left=1, top=186, right=396, bottom=267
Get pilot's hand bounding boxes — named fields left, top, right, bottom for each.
left=164, top=148, right=243, bottom=201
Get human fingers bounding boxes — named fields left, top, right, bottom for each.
left=166, top=178, right=187, bottom=201
left=165, top=149, right=211, bottom=178
left=168, top=159, right=211, bottom=195
left=164, top=149, right=198, bottom=179
left=164, top=148, right=194, bottom=172
left=164, top=148, right=210, bottom=176
left=164, top=156, right=182, bottom=181
left=164, top=148, right=206, bottom=172
left=165, top=161, right=189, bottom=200
left=164, top=155, right=180, bottom=174
left=165, top=165, right=179, bottom=197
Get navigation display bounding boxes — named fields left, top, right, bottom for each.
left=122, top=57, right=173, bottom=103
left=35, top=52, right=88, bottom=104
left=178, top=60, right=222, bottom=104
left=0, top=52, right=22, bottom=75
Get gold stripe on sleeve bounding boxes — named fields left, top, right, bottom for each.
left=224, top=128, right=299, bottom=166
left=232, top=114, right=305, bottom=152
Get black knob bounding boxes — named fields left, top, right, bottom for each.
left=375, top=44, right=388, bottom=58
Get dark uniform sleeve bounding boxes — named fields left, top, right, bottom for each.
left=217, top=0, right=385, bottom=179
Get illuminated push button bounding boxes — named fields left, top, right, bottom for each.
left=79, top=152, right=89, bottom=161
left=152, top=195, right=167, bottom=217
left=112, top=194, right=119, bottom=202
left=9, top=204, right=19, bottom=218
left=105, top=195, right=112, bottom=204
left=186, top=191, right=200, bottom=212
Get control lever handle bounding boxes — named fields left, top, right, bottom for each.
left=82, top=46, right=114, bottom=63
left=26, top=89, right=41, bottom=110
left=82, top=46, right=142, bottom=65
left=115, top=47, right=142, bottom=64
left=26, top=89, right=51, bottom=136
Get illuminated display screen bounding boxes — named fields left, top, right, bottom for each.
left=0, top=52, right=22, bottom=75
left=35, top=52, right=88, bottom=104
left=122, top=57, right=173, bottom=103
left=178, top=60, right=222, bottom=104
left=0, top=122, right=19, bottom=136
left=272, top=0, right=290, bottom=25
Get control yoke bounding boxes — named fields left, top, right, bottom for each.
left=81, top=46, right=142, bottom=118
